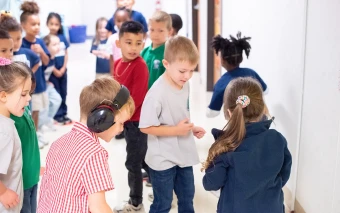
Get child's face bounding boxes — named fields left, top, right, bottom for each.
left=0, top=77, right=32, bottom=117
left=8, top=31, right=22, bottom=52
left=98, top=20, right=108, bottom=39
left=117, top=0, right=135, bottom=10
left=114, top=10, right=130, bottom=30
left=116, top=32, right=144, bottom=61
left=163, top=59, right=196, bottom=88
left=97, top=108, right=131, bottom=142
left=47, top=36, right=60, bottom=57
left=47, top=17, right=61, bottom=35
left=0, top=38, right=14, bottom=59
left=149, top=21, right=170, bottom=47
left=22, top=15, right=40, bottom=37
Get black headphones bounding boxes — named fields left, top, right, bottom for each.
left=87, top=85, right=130, bottom=133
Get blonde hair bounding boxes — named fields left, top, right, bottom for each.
left=149, top=11, right=172, bottom=31
left=0, top=61, right=32, bottom=94
left=164, top=36, right=199, bottom=65
left=93, top=17, right=107, bottom=45
left=79, top=77, right=135, bottom=119
left=203, top=77, right=266, bottom=170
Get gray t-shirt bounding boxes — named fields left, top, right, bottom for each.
left=139, top=75, right=199, bottom=171
left=0, top=115, right=23, bottom=212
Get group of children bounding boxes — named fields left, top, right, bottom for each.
left=0, top=1, right=72, bottom=213
left=0, top=1, right=292, bottom=213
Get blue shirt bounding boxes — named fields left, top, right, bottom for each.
left=203, top=119, right=292, bottom=213
left=209, top=67, right=267, bottom=111
left=106, top=10, right=148, bottom=33
left=21, top=38, right=50, bottom=93
left=13, top=48, right=40, bottom=70
left=90, top=39, right=110, bottom=74
left=55, top=34, right=70, bottom=69
left=42, top=58, right=55, bottom=82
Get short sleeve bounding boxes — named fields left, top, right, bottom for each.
left=208, top=87, right=224, bottom=111
left=138, top=14, right=148, bottom=32
left=139, top=96, right=162, bottom=128
left=0, top=133, right=13, bottom=175
left=90, top=40, right=97, bottom=53
left=105, top=18, right=116, bottom=34
left=81, top=151, right=114, bottom=195
left=59, top=35, right=70, bottom=49
left=254, top=72, right=267, bottom=92
left=28, top=49, right=40, bottom=68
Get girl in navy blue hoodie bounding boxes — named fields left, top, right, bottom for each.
left=203, top=77, right=292, bottom=213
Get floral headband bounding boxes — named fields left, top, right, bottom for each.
left=236, top=95, right=250, bottom=108
left=0, top=57, right=12, bottom=66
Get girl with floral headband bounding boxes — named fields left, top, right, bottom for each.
left=202, top=77, right=292, bottom=213
left=0, top=58, right=32, bottom=213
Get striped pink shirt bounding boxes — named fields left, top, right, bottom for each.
left=37, top=122, right=114, bottom=213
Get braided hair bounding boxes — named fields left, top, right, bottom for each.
left=211, top=32, right=251, bottom=66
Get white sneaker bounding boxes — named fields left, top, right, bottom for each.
left=113, top=203, right=145, bottom=213
left=148, top=192, right=154, bottom=202
left=37, top=131, right=49, bottom=145
left=46, top=119, right=57, bottom=131
left=38, top=141, right=45, bottom=149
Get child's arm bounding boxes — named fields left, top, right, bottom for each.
left=88, top=191, right=113, bottom=213
left=31, top=62, right=40, bottom=73
left=206, top=88, right=224, bottom=118
left=110, top=55, right=114, bottom=76
left=59, top=49, right=69, bottom=75
left=31, top=44, right=50, bottom=66
left=279, top=137, right=292, bottom=186
left=141, top=118, right=193, bottom=137
left=203, top=154, right=229, bottom=191
left=0, top=181, right=19, bottom=209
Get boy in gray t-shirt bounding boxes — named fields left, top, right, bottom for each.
left=139, top=36, right=205, bottom=213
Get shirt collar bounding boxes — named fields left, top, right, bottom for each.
left=72, top=122, right=100, bottom=143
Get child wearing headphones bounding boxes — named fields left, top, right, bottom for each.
left=37, top=77, right=135, bottom=213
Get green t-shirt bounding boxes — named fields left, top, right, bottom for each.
left=10, top=106, right=40, bottom=190
left=141, top=43, right=166, bottom=89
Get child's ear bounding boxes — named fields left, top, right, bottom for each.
left=162, top=59, right=169, bottom=69
left=115, top=39, right=121, bottom=48
left=0, top=91, right=7, bottom=103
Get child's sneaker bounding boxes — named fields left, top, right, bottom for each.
left=148, top=192, right=154, bottom=202
left=38, top=140, right=45, bottom=149
left=46, top=119, right=57, bottom=131
left=113, top=203, right=145, bottom=213
left=37, top=131, right=49, bottom=145
left=63, top=115, right=73, bottom=125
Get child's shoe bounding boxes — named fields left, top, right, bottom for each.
left=113, top=203, right=145, bottom=213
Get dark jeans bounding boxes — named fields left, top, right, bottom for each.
left=49, top=71, right=68, bottom=119
left=149, top=166, right=195, bottom=213
left=21, top=184, right=38, bottom=213
left=124, top=121, right=149, bottom=206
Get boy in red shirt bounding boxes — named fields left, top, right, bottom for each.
left=113, top=21, right=149, bottom=213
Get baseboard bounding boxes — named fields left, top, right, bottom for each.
left=283, top=187, right=306, bottom=213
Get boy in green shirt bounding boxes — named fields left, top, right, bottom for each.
left=141, top=11, right=172, bottom=89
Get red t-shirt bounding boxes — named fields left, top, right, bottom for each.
left=114, top=56, right=149, bottom=121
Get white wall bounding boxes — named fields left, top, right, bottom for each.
left=221, top=1, right=306, bottom=210
left=222, top=0, right=340, bottom=212
left=295, top=0, right=340, bottom=212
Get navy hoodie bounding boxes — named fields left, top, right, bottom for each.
left=203, top=119, right=292, bottom=213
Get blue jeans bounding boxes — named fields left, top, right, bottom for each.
left=21, top=184, right=38, bottom=213
left=149, top=166, right=195, bottom=213
left=38, top=84, right=62, bottom=128
left=49, top=71, right=68, bottom=118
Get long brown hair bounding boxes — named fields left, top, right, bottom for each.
left=93, top=17, right=108, bottom=45
left=203, top=77, right=266, bottom=170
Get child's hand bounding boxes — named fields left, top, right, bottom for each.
left=31, top=44, right=44, bottom=54
left=176, top=118, right=194, bottom=136
left=53, top=69, right=63, bottom=78
left=60, top=67, right=66, bottom=75
left=193, top=126, right=206, bottom=139
left=0, top=188, right=19, bottom=209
